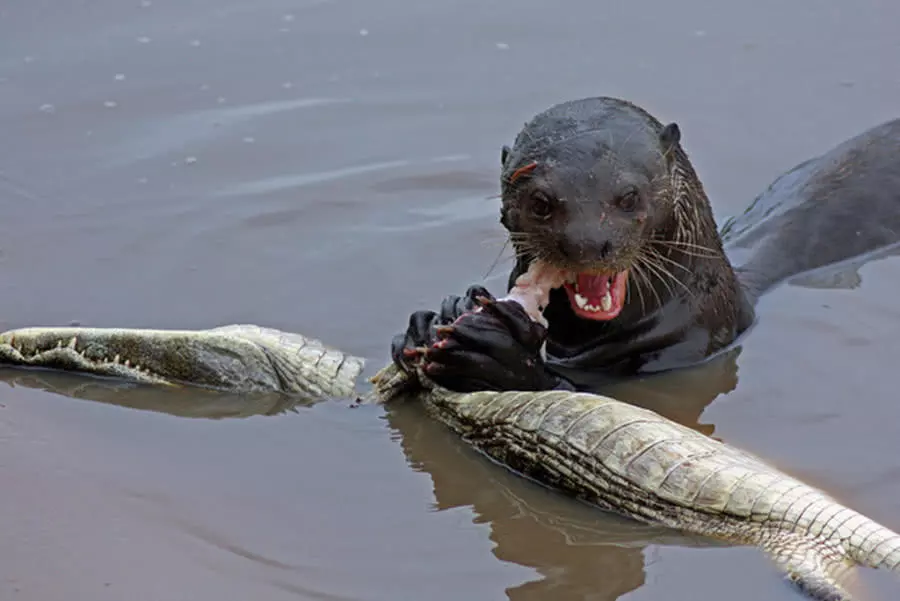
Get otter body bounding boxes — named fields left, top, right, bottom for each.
left=392, top=97, right=900, bottom=393
left=501, top=98, right=753, bottom=383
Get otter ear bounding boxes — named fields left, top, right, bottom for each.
left=501, top=145, right=511, bottom=166
left=660, top=123, right=681, bottom=154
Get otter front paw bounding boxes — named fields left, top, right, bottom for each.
left=390, top=285, right=495, bottom=373
left=419, top=297, right=559, bottom=392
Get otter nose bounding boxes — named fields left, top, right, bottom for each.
left=557, top=240, right=585, bottom=261
left=557, top=239, right=614, bottom=261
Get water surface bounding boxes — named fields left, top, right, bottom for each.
left=2, top=0, right=900, bottom=599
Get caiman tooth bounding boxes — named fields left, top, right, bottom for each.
left=67, top=336, right=77, bottom=350
left=124, top=359, right=131, bottom=367
left=113, top=354, right=120, bottom=364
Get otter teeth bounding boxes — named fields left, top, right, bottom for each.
left=600, top=291, right=613, bottom=312
left=574, top=291, right=613, bottom=312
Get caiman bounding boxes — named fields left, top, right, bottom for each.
left=3, top=100, right=900, bottom=601
left=0, top=313, right=898, bottom=601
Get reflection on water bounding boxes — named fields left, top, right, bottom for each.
left=0, top=368, right=308, bottom=420
left=0, top=350, right=742, bottom=600
left=384, top=399, right=727, bottom=601
left=4, top=0, right=900, bottom=598
left=785, top=242, right=900, bottom=292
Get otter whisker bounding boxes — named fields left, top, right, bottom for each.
left=480, top=233, right=518, bottom=245
left=631, top=260, right=662, bottom=310
left=639, top=250, right=693, bottom=299
left=644, top=246, right=693, bottom=274
left=636, top=254, right=676, bottom=301
left=626, top=262, right=648, bottom=314
left=506, top=239, right=545, bottom=257
left=649, top=237, right=718, bottom=252
left=653, top=255, right=693, bottom=297
left=483, top=238, right=515, bottom=280
left=652, top=246, right=719, bottom=261
left=649, top=237, right=721, bottom=259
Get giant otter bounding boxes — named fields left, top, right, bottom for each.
left=392, top=96, right=900, bottom=393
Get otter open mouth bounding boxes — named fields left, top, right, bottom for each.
left=563, top=271, right=629, bottom=320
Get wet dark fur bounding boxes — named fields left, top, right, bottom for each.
left=500, top=97, right=900, bottom=387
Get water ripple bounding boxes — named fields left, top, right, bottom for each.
left=216, top=154, right=469, bottom=197
left=107, top=97, right=352, bottom=167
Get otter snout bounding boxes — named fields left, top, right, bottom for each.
left=557, top=238, right=614, bottom=262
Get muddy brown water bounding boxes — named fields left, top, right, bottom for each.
left=3, top=1, right=900, bottom=600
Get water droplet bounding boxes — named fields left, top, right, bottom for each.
left=139, top=0, right=152, bottom=7
left=103, top=100, right=118, bottom=108
left=216, top=96, right=226, bottom=104
left=114, top=73, right=126, bottom=81
left=359, top=28, right=369, bottom=36
left=199, top=84, right=210, bottom=91
left=243, top=137, right=256, bottom=144
left=190, top=39, right=201, bottom=47
left=39, top=104, right=55, bottom=113
left=137, top=177, right=149, bottom=184
left=495, top=42, right=509, bottom=50
left=282, top=82, right=293, bottom=89
left=694, top=30, right=707, bottom=37
left=283, top=14, right=295, bottom=22
left=280, top=27, right=291, bottom=33
left=24, top=56, right=35, bottom=63
left=184, top=156, right=197, bottom=165
left=137, top=36, right=151, bottom=44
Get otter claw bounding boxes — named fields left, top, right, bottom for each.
left=402, top=346, right=430, bottom=359
left=435, top=325, right=454, bottom=337
left=473, top=295, right=494, bottom=307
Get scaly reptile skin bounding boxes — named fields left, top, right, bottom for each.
left=0, top=325, right=364, bottom=400
left=0, top=324, right=897, bottom=600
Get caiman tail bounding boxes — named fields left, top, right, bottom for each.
left=371, top=362, right=900, bottom=601
left=2, top=324, right=899, bottom=600
left=754, top=501, right=900, bottom=601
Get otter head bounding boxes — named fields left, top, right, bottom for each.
left=499, top=97, right=685, bottom=321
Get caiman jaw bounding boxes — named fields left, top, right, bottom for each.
left=0, top=331, right=172, bottom=383
left=562, top=270, right=630, bottom=320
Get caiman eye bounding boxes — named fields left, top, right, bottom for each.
left=616, top=189, right=639, bottom=212
left=531, top=191, right=553, bottom=220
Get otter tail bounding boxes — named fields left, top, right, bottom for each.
left=722, top=118, right=900, bottom=302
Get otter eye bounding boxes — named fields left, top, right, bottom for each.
left=530, top=192, right=553, bottom=220
left=616, top=189, right=639, bottom=212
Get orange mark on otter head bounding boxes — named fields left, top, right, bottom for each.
left=509, top=162, right=538, bottom=184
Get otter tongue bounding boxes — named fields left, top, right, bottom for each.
left=576, top=273, right=612, bottom=300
